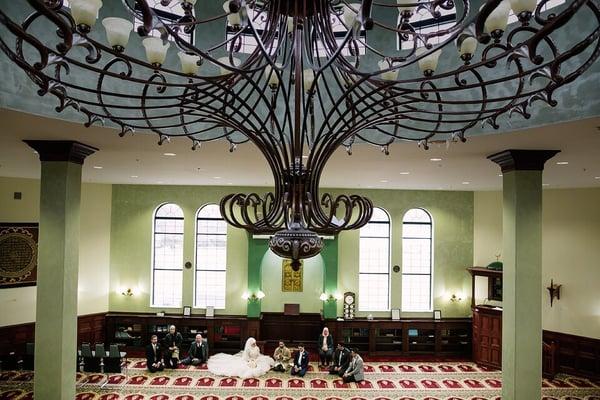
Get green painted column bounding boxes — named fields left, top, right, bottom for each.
left=246, top=236, right=267, bottom=317
left=25, top=141, right=97, bottom=400
left=321, top=238, right=339, bottom=319
left=488, top=149, right=559, bottom=400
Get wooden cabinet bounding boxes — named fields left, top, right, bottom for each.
left=333, top=319, right=471, bottom=357
left=472, top=305, right=502, bottom=369
left=105, top=313, right=248, bottom=354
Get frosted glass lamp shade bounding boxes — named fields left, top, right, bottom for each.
left=102, top=17, right=133, bottom=51
left=343, top=3, right=360, bottom=27
left=217, top=56, right=241, bottom=75
left=483, top=1, right=511, bottom=33
left=458, top=35, right=478, bottom=56
left=142, top=37, right=170, bottom=66
left=178, top=52, right=201, bottom=75
left=416, top=47, right=442, bottom=76
left=264, top=63, right=283, bottom=87
left=378, top=60, right=399, bottom=80
left=397, top=0, right=418, bottom=13
left=303, top=69, right=315, bottom=92
left=509, top=0, right=537, bottom=14
left=70, top=0, right=103, bottom=28
left=223, top=1, right=241, bottom=26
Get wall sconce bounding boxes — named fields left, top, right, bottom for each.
left=547, top=279, right=562, bottom=307
left=320, top=292, right=343, bottom=302
left=450, top=293, right=463, bottom=303
left=242, top=291, right=265, bottom=302
left=121, top=288, right=134, bottom=297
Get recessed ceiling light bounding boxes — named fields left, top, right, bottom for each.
left=462, top=181, right=470, bottom=185
left=227, top=182, right=233, bottom=185
left=163, top=152, right=176, bottom=156
left=542, top=183, right=549, bottom=186
left=556, top=161, right=568, bottom=165
left=213, top=176, right=222, bottom=179
left=380, top=179, right=388, bottom=183
left=399, top=172, right=410, bottom=175
left=595, top=176, right=600, bottom=180
left=130, top=175, right=138, bottom=178
left=430, top=158, right=442, bottom=162
left=93, top=166, right=103, bottom=169
left=498, top=174, right=503, bottom=177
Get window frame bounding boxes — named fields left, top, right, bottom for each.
left=150, top=203, right=184, bottom=308
left=134, top=1, right=194, bottom=44
left=193, top=204, right=228, bottom=310
left=358, top=207, right=391, bottom=312
left=401, top=208, right=434, bottom=312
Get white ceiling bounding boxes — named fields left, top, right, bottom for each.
left=0, top=108, right=599, bottom=191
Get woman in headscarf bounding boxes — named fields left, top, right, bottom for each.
left=207, top=337, right=274, bottom=378
left=318, top=326, right=334, bottom=367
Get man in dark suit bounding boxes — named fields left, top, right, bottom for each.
left=329, top=343, right=350, bottom=376
left=146, top=335, right=164, bottom=372
left=342, top=348, right=365, bottom=383
left=290, top=344, right=309, bottom=377
left=181, top=334, right=208, bottom=366
left=163, top=325, right=183, bottom=369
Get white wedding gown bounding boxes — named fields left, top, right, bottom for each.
left=207, top=338, right=274, bottom=379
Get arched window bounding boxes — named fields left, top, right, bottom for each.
left=152, top=203, right=184, bottom=307
left=195, top=204, right=227, bottom=309
left=402, top=208, right=433, bottom=311
left=359, top=207, right=390, bottom=311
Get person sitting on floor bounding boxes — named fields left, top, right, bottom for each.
left=146, top=335, right=164, bottom=373
left=342, top=348, right=364, bottom=383
left=181, top=334, right=208, bottom=366
left=163, top=325, right=183, bottom=369
left=318, top=326, right=334, bottom=367
left=290, top=344, right=309, bottom=377
left=329, top=342, right=350, bottom=376
left=272, top=340, right=291, bottom=372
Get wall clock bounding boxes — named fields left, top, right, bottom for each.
left=343, top=291, right=355, bottom=320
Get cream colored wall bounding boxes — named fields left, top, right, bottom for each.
left=473, top=189, right=600, bottom=339
left=0, top=176, right=112, bottom=326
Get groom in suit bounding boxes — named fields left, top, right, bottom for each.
left=181, top=334, right=208, bottom=366
left=290, top=344, right=309, bottom=377
left=342, top=348, right=364, bottom=383
left=146, top=335, right=164, bottom=372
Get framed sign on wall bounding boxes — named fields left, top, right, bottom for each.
left=282, top=259, right=303, bottom=292
left=0, top=223, right=38, bottom=289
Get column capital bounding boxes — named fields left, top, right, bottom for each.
left=24, top=140, right=98, bottom=165
left=487, top=149, right=560, bottom=173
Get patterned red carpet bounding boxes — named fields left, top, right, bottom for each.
left=1, top=360, right=599, bottom=399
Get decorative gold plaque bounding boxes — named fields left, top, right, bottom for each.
left=281, top=259, right=303, bottom=292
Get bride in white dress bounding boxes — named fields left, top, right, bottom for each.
left=207, top=337, right=274, bottom=378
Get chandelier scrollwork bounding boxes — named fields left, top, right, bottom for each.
left=0, top=0, right=598, bottom=264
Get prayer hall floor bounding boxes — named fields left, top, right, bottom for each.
left=1, top=360, right=599, bottom=399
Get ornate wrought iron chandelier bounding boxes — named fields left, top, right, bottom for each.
left=1, top=0, right=598, bottom=266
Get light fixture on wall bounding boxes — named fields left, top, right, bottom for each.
left=121, top=288, right=134, bottom=297
left=2, top=0, right=598, bottom=268
left=547, top=279, right=562, bottom=307
left=320, top=292, right=343, bottom=302
left=450, top=293, right=463, bottom=303
left=242, top=291, right=265, bottom=302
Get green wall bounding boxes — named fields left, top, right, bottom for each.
left=109, top=184, right=473, bottom=318
left=109, top=184, right=254, bottom=315
left=336, top=188, right=474, bottom=318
